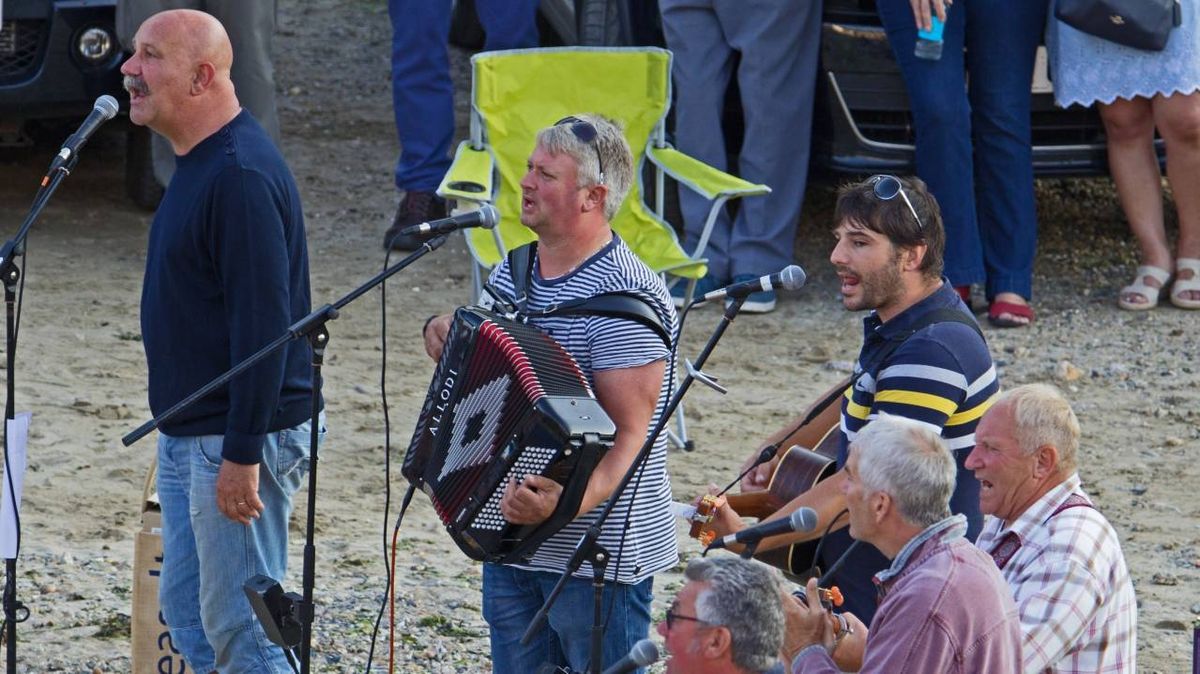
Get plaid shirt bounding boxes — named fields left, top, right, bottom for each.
left=976, top=474, right=1137, bottom=674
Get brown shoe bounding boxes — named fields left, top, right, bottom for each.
left=384, top=191, right=446, bottom=251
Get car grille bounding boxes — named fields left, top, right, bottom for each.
left=0, top=20, right=47, bottom=85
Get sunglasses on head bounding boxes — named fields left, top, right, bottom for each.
left=555, top=116, right=605, bottom=185
left=869, top=174, right=924, bottom=230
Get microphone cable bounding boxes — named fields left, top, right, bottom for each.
left=810, top=508, right=849, bottom=579
left=364, top=248, right=414, bottom=674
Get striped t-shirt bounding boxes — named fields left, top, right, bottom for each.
left=482, top=235, right=678, bottom=584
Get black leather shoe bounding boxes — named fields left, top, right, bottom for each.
left=384, top=191, right=447, bottom=251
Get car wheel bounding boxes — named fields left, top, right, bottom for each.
left=125, top=124, right=163, bottom=211
left=449, top=0, right=486, bottom=50
left=577, top=0, right=630, bottom=46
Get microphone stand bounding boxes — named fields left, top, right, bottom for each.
left=0, top=155, right=81, bottom=674
left=520, top=296, right=749, bottom=673
left=122, top=234, right=450, bottom=674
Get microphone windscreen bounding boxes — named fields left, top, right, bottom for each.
left=95, top=95, right=120, bottom=119
left=792, top=506, right=819, bottom=533
left=630, top=639, right=660, bottom=666
left=478, top=203, right=500, bottom=229
left=780, top=265, right=807, bottom=291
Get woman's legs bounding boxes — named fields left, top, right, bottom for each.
left=1100, top=96, right=1170, bottom=306
left=1153, top=90, right=1200, bottom=302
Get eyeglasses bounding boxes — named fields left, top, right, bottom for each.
left=665, top=607, right=711, bottom=630
left=555, top=115, right=605, bottom=185
left=869, top=174, right=924, bottom=230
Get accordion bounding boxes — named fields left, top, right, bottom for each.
left=403, top=307, right=616, bottom=564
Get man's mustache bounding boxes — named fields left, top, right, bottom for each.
left=124, top=75, right=149, bottom=96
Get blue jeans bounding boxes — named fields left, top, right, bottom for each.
left=482, top=564, right=653, bottom=674
left=157, top=418, right=322, bottom=673
left=389, top=0, right=539, bottom=192
left=875, top=0, right=1047, bottom=300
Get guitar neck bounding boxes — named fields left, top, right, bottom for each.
left=724, top=490, right=779, bottom=520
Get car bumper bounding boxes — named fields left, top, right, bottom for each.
left=0, top=0, right=125, bottom=122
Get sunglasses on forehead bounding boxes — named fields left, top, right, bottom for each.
left=869, top=174, right=924, bottom=230
left=555, top=116, right=605, bottom=185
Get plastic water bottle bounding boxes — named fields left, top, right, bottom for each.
left=915, top=14, right=945, bottom=60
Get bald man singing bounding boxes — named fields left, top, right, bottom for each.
left=123, top=11, right=321, bottom=672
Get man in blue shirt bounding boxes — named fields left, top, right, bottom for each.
left=708, top=175, right=997, bottom=622
left=123, top=10, right=319, bottom=672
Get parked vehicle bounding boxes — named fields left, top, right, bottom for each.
left=0, top=0, right=158, bottom=208
left=456, top=0, right=1160, bottom=178
left=812, top=0, right=1164, bottom=177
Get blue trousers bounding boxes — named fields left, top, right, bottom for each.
left=876, top=0, right=1048, bottom=300
left=157, top=419, right=321, bottom=673
left=389, top=0, right=539, bottom=192
left=660, top=0, right=821, bottom=281
left=482, top=564, right=654, bottom=674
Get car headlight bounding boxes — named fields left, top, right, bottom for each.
left=77, top=27, right=115, bottom=63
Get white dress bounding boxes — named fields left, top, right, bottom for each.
left=1047, top=0, right=1200, bottom=107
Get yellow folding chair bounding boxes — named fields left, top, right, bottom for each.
left=437, top=46, right=769, bottom=298
left=437, top=46, right=770, bottom=449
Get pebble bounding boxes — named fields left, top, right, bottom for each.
left=1153, top=619, right=1190, bottom=631
left=1190, top=602, right=1200, bottom=614
left=1054, top=360, right=1084, bottom=382
left=1151, top=573, right=1179, bottom=586
left=825, top=360, right=854, bottom=373
left=1165, top=437, right=1184, bottom=447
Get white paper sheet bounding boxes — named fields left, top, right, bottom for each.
left=0, top=412, right=32, bottom=560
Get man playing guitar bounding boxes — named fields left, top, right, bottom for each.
left=705, top=175, right=999, bottom=623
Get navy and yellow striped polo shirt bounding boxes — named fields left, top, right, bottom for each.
left=824, top=281, right=998, bottom=621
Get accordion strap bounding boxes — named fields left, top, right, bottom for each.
left=506, top=243, right=672, bottom=350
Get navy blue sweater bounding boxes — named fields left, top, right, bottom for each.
left=141, top=110, right=316, bottom=464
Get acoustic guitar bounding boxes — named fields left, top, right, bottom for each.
left=691, top=376, right=848, bottom=577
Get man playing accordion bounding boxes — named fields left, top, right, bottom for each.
left=422, top=114, right=678, bottom=674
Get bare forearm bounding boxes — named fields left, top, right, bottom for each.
left=756, top=471, right=849, bottom=551
left=576, top=434, right=641, bottom=516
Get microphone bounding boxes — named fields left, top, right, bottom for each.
left=707, top=507, right=818, bottom=551
left=700, top=265, right=807, bottom=303
left=45, top=95, right=120, bottom=179
left=601, top=639, right=659, bottom=674
left=398, top=204, right=499, bottom=237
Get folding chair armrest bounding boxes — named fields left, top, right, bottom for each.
left=437, top=141, right=495, bottom=203
left=647, top=145, right=771, bottom=201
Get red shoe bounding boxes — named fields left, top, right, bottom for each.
left=954, top=285, right=978, bottom=313
left=988, top=300, right=1035, bottom=328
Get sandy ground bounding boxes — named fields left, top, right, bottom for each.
left=0, top=0, right=1196, bottom=671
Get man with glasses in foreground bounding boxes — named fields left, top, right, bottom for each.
left=783, top=415, right=1020, bottom=672
left=706, top=175, right=997, bottom=622
left=423, top=114, right=678, bottom=673
left=657, top=557, right=788, bottom=674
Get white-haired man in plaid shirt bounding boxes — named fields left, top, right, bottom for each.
left=966, top=383, right=1137, bottom=673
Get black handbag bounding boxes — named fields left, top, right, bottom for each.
left=1055, top=0, right=1182, bottom=51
